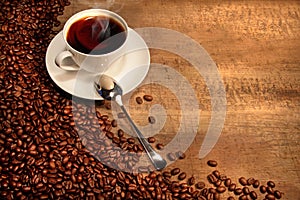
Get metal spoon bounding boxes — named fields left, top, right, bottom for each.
left=94, top=75, right=167, bottom=171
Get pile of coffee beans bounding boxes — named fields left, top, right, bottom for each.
left=202, top=160, right=283, bottom=200
left=0, top=0, right=284, bottom=199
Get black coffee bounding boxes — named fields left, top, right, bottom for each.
left=67, top=16, right=126, bottom=55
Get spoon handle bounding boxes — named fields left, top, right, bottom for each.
left=118, top=103, right=167, bottom=171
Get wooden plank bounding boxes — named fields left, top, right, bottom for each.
left=61, top=0, right=300, bottom=198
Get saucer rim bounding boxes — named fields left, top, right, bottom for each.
left=45, top=28, right=150, bottom=100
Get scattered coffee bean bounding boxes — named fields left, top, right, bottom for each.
left=207, top=174, right=217, bottom=184
left=136, top=96, right=143, bottom=104
left=239, top=195, right=248, bottom=200
left=209, top=187, right=217, bottom=194
left=239, top=177, right=248, bottom=186
left=171, top=168, right=181, bottom=176
left=207, top=160, right=218, bottom=167
left=260, top=185, right=267, bottom=194
left=225, top=178, right=232, bottom=187
left=188, top=176, right=195, bottom=185
left=267, top=186, right=274, bottom=194
left=212, top=170, right=220, bottom=179
left=162, top=171, right=172, bottom=178
left=227, top=197, right=235, bottom=200
left=250, top=191, right=258, bottom=199
left=127, top=137, right=135, bottom=144
left=147, top=137, right=156, bottom=143
left=176, top=151, right=186, bottom=159
left=216, top=186, right=226, bottom=193
left=117, top=112, right=125, bottom=118
left=274, top=190, right=282, bottom=199
left=195, top=181, right=205, bottom=189
left=234, top=188, right=243, bottom=195
left=143, top=94, right=153, bottom=102
left=167, top=152, right=176, bottom=161
left=111, top=119, right=117, bottom=127
left=117, top=129, right=124, bottom=137
left=253, top=180, right=260, bottom=188
left=148, top=116, right=156, bottom=124
left=214, top=179, right=222, bottom=187
left=156, top=143, right=164, bottom=150
left=242, top=186, right=250, bottom=195
left=267, top=180, right=275, bottom=188
left=247, top=177, right=255, bottom=186
left=265, top=194, right=276, bottom=200
left=219, top=174, right=227, bottom=181
left=178, top=172, right=187, bottom=180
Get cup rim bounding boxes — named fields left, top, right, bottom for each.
left=62, top=9, right=129, bottom=57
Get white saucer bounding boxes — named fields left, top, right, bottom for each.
left=45, top=28, right=150, bottom=100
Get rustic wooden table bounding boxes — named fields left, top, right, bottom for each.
left=59, top=0, right=300, bottom=199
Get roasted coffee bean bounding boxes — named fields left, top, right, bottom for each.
left=265, top=194, right=276, bottom=200
left=117, top=112, right=126, bottom=118
left=162, top=171, right=171, bottom=178
left=143, top=94, right=153, bottom=102
left=48, top=178, right=57, bottom=184
left=22, top=186, right=31, bottom=192
left=216, top=186, right=226, bottom=193
left=195, top=181, right=205, bottom=189
left=201, top=188, right=209, bottom=197
left=267, top=181, right=275, bottom=188
left=207, top=160, right=218, bottom=167
left=224, top=178, right=232, bottom=187
left=219, top=174, right=227, bottom=181
left=167, top=152, right=176, bottom=161
left=274, top=190, right=282, bottom=199
left=49, top=160, right=56, bottom=169
left=266, top=186, right=274, bottom=194
left=136, top=97, right=143, bottom=104
left=253, top=180, right=260, bottom=188
left=117, top=129, right=124, bottom=137
left=239, top=177, right=248, bottom=186
left=207, top=174, right=218, bottom=184
left=171, top=168, right=180, bottom=176
left=239, top=195, right=248, bottom=200
left=179, top=193, right=187, bottom=199
left=250, top=191, right=258, bottom=199
left=213, top=193, right=220, bottom=200
left=209, top=187, right=217, bottom=194
left=148, top=116, right=156, bottom=124
left=234, top=188, right=243, bottom=195
left=111, top=119, right=117, bottom=127
left=147, top=137, right=155, bottom=143
left=176, top=151, right=186, bottom=159
left=247, top=177, right=255, bottom=186
left=127, top=138, right=135, bottom=144
left=188, top=176, right=195, bottom=185
left=178, top=172, right=186, bottom=180
left=260, top=185, right=267, bottom=194
left=227, top=197, right=235, bottom=200
left=214, top=179, right=222, bottom=187
left=212, top=170, right=220, bottom=179
left=242, top=186, right=250, bottom=195
left=156, top=143, right=164, bottom=150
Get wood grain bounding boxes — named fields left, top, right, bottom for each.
left=62, top=0, right=300, bottom=199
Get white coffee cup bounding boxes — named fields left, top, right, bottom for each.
left=55, top=9, right=128, bottom=73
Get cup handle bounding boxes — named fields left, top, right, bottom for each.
left=55, top=51, right=80, bottom=71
